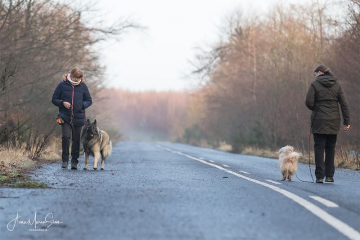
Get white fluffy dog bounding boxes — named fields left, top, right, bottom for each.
left=278, top=145, right=300, bottom=182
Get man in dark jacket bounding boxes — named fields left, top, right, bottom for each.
left=52, top=68, right=92, bottom=169
left=305, top=65, right=350, bottom=183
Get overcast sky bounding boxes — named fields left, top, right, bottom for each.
left=79, top=0, right=312, bottom=91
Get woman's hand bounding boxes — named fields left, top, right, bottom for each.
left=344, top=125, right=350, bottom=132
left=63, top=101, right=71, bottom=109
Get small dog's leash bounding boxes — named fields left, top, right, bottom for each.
left=295, top=124, right=316, bottom=183
left=295, top=129, right=315, bottom=183
left=307, top=129, right=315, bottom=183
left=294, top=124, right=315, bottom=183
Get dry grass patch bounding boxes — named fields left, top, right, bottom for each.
left=0, top=144, right=60, bottom=187
left=216, top=141, right=233, bottom=152
left=241, top=147, right=278, bottom=159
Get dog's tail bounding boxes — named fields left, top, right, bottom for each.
left=101, top=140, right=112, bottom=160
left=109, top=140, right=112, bottom=157
left=289, top=152, right=301, bottom=162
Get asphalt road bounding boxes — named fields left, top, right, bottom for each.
left=1, top=142, right=359, bottom=240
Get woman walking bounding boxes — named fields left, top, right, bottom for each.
left=305, top=65, right=350, bottom=183
left=52, top=67, right=92, bottom=170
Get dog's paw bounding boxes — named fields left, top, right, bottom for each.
left=93, top=167, right=97, bottom=170
left=83, top=168, right=87, bottom=170
left=101, top=168, right=104, bottom=170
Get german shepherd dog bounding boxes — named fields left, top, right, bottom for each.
left=81, top=119, right=112, bottom=170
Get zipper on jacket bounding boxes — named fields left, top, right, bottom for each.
left=70, top=85, right=74, bottom=125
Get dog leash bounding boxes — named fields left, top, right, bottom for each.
left=308, top=129, right=315, bottom=182
left=295, top=110, right=317, bottom=183
left=295, top=129, right=315, bottom=183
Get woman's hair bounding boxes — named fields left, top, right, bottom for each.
left=314, top=65, right=331, bottom=74
left=63, top=67, right=84, bottom=82
left=70, top=67, right=84, bottom=79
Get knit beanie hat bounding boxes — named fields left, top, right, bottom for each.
left=314, top=65, right=331, bottom=73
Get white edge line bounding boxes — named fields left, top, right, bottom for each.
left=266, top=180, right=281, bottom=185
left=158, top=145, right=360, bottom=240
left=310, top=196, right=339, bottom=208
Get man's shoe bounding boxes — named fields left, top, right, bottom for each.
left=71, top=162, right=77, bottom=170
left=62, top=161, right=68, bottom=168
left=325, top=177, right=334, bottom=182
left=71, top=159, right=78, bottom=170
left=316, top=178, right=324, bottom=183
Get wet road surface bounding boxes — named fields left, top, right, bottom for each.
left=1, top=142, right=360, bottom=240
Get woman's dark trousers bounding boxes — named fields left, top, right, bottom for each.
left=61, top=122, right=82, bottom=164
left=313, top=133, right=337, bottom=179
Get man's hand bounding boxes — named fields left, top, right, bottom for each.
left=344, top=125, right=350, bottom=132
left=63, top=101, right=71, bottom=109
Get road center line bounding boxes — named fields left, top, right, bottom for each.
left=157, top=145, right=360, bottom=240
left=309, top=196, right=339, bottom=208
left=266, top=180, right=281, bottom=185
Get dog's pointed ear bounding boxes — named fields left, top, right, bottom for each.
left=93, top=119, right=97, bottom=125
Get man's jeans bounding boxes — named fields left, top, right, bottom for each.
left=313, top=133, right=337, bottom=179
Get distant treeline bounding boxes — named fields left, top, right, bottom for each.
left=0, top=0, right=135, bottom=158
left=185, top=0, right=360, bottom=153
left=101, top=0, right=359, bottom=155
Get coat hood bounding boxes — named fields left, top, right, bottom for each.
left=316, top=73, right=337, bottom=88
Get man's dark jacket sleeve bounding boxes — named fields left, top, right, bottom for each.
left=338, top=85, right=350, bottom=125
left=305, top=84, right=315, bottom=110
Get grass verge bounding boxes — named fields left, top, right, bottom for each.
left=13, top=181, right=49, bottom=188
left=0, top=144, right=60, bottom=188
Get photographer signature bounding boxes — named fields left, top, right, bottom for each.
left=7, top=212, right=63, bottom=231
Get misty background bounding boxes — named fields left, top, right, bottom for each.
left=0, top=0, right=359, bottom=168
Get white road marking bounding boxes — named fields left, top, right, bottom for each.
left=240, top=171, right=250, bottom=174
left=222, top=164, right=230, bottom=167
left=209, top=160, right=215, bottom=163
left=199, top=157, right=204, bottom=160
left=158, top=145, right=360, bottom=240
left=310, top=196, right=339, bottom=208
left=266, top=180, right=281, bottom=185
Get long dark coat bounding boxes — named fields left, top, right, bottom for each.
left=305, top=73, right=350, bottom=134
